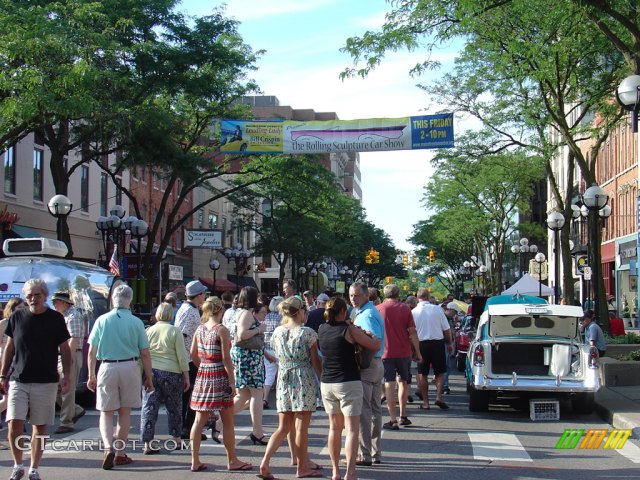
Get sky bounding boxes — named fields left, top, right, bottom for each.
left=179, top=0, right=458, bottom=252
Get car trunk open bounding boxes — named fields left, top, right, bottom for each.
left=490, top=341, right=576, bottom=376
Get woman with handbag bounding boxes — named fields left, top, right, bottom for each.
left=257, top=295, right=322, bottom=480
left=232, top=286, right=268, bottom=445
left=318, top=297, right=380, bottom=480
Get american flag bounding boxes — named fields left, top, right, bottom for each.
left=109, top=244, right=120, bottom=276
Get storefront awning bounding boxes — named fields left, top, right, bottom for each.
left=198, top=276, right=240, bottom=293
left=227, top=274, right=258, bottom=290
left=9, top=224, right=42, bottom=239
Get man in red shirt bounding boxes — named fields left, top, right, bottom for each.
left=377, top=284, right=421, bottom=430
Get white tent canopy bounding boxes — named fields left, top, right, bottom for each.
left=502, top=273, right=554, bottom=297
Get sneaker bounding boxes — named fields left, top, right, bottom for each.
left=9, top=467, right=25, bottom=480
left=27, top=472, right=41, bottom=480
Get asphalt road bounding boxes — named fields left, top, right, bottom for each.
left=2, top=372, right=639, bottom=480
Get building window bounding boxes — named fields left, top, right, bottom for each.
left=141, top=203, right=147, bottom=222
left=222, top=217, right=227, bottom=245
left=140, top=166, right=146, bottom=183
left=80, top=165, right=89, bottom=212
left=4, top=145, right=16, bottom=195
left=132, top=166, right=138, bottom=180
left=153, top=171, right=159, bottom=190
left=100, top=172, right=108, bottom=216
left=33, top=148, right=44, bottom=201
left=208, top=211, right=218, bottom=229
left=176, top=227, right=183, bottom=251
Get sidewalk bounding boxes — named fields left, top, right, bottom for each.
left=596, top=385, right=640, bottom=438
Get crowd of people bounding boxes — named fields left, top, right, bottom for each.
left=0, top=276, right=606, bottom=480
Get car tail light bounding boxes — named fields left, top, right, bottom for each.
left=473, top=344, right=485, bottom=366
left=588, top=346, right=599, bottom=369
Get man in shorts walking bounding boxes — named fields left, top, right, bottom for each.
left=87, top=284, right=153, bottom=470
left=0, top=279, right=72, bottom=480
left=412, top=288, right=453, bottom=410
left=377, top=284, right=421, bottom=429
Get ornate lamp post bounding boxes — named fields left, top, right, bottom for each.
left=209, top=257, right=221, bottom=295
left=224, top=243, right=252, bottom=291
left=534, top=252, right=546, bottom=298
left=95, top=204, right=128, bottom=269
left=47, top=194, right=73, bottom=244
left=130, top=218, right=148, bottom=305
left=581, top=184, right=611, bottom=326
left=546, top=211, right=566, bottom=304
left=616, top=74, right=640, bottom=132
left=510, top=238, right=538, bottom=278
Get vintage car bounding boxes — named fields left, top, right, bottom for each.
left=465, top=295, right=601, bottom=413
left=0, top=237, right=121, bottom=402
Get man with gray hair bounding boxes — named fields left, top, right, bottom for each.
left=0, top=279, right=71, bottom=480
left=88, top=284, right=153, bottom=470
left=377, top=284, right=421, bottom=430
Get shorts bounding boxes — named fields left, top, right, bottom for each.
left=418, top=339, right=447, bottom=376
left=382, top=357, right=411, bottom=382
left=264, top=349, right=278, bottom=386
left=321, top=381, right=363, bottom=417
left=7, top=381, right=58, bottom=425
left=96, top=361, right=142, bottom=411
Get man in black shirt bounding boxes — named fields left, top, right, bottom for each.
left=0, top=278, right=71, bottom=480
left=305, top=293, right=330, bottom=333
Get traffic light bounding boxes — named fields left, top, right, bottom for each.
left=429, top=249, right=435, bottom=263
left=411, top=255, right=417, bottom=267
left=403, top=254, right=409, bottom=266
left=385, top=276, right=393, bottom=284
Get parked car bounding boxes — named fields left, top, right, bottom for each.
left=455, top=314, right=477, bottom=371
left=0, top=237, right=122, bottom=404
left=465, top=295, right=601, bottom=414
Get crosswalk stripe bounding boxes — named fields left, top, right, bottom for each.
left=616, top=440, right=640, bottom=464
left=468, top=432, right=532, bottom=462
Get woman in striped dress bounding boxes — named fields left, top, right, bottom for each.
left=189, top=296, right=252, bottom=472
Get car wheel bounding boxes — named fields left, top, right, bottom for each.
left=469, top=388, right=490, bottom=412
left=571, top=392, right=595, bottom=414
left=456, top=355, right=466, bottom=372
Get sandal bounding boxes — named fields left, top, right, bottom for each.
left=114, top=454, right=133, bottom=466
left=382, top=420, right=399, bottom=430
left=399, top=416, right=412, bottom=426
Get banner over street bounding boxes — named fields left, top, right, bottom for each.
left=219, top=113, right=454, bottom=154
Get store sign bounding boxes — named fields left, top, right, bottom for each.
left=184, top=229, right=223, bottom=249
left=168, top=265, right=183, bottom=281
left=619, top=239, right=637, bottom=266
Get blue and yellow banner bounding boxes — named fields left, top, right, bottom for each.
left=219, top=114, right=454, bottom=154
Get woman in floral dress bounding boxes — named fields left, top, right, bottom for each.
left=190, top=296, right=251, bottom=472
left=257, top=296, right=322, bottom=480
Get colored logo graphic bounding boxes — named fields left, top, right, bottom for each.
left=555, top=429, right=632, bottom=449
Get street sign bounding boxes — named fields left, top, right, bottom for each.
left=184, top=229, right=223, bottom=249
left=575, top=254, right=588, bottom=275
left=583, top=266, right=592, bottom=280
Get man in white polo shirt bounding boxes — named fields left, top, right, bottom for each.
left=412, top=288, right=453, bottom=410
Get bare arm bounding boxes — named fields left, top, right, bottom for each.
left=310, top=340, right=322, bottom=379
left=219, top=325, right=236, bottom=395
left=190, top=333, right=200, bottom=368
left=139, top=348, right=153, bottom=392
left=237, top=310, right=265, bottom=340
left=348, top=325, right=381, bottom=351
left=0, top=336, right=14, bottom=395
left=87, top=345, right=98, bottom=392
left=408, top=326, right=422, bottom=362
left=59, top=341, right=72, bottom=395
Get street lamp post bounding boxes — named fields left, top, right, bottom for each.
left=130, top=218, right=148, bottom=305
left=616, top=74, right=640, bottom=132
left=478, top=265, right=488, bottom=294
left=582, top=184, right=611, bottom=327
left=209, top=256, right=221, bottom=295
left=534, top=252, right=546, bottom=298
left=510, top=238, right=538, bottom=278
left=95, top=204, right=127, bottom=270
left=546, top=211, right=566, bottom=304
left=224, top=243, right=252, bottom=291
left=47, top=194, right=73, bottom=244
